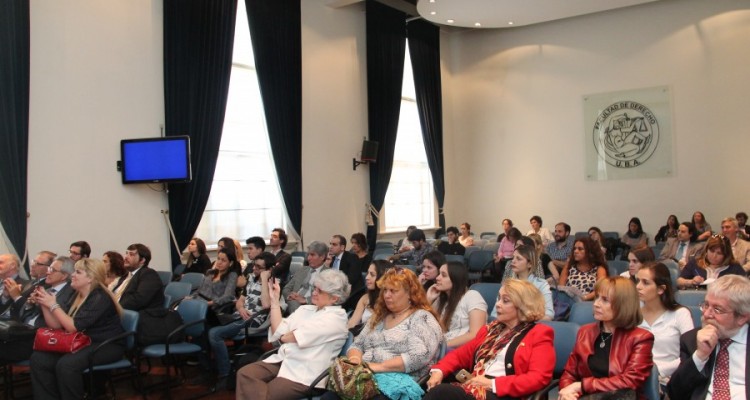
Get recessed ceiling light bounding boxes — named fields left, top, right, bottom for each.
left=447, top=19, right=454, bottom=23
left=474, top=22, right=481, bottom=27
left=508, top=21, right=514, bottom=25
left=429, top=0, right=435, bottom=2
left=430, top=11, right=436, bottom=15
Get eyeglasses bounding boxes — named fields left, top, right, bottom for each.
left=47, top=266, right=64, bottom=274
left=33, top=261, right=51, bottom=267
left=699, top=302, right=733, bottom=316
left=69, top=250, right=81, bottom=256
left=312, top=286, right=328, bottom=295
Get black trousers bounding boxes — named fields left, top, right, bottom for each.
left=30, top=342, right=124, bottom=400
left=423, top=383, right=507, bottom=400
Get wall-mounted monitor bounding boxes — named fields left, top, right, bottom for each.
left=120, top=136, right=192, bottom=184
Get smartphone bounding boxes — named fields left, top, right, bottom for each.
left=455, top=369, right=471, bottom=383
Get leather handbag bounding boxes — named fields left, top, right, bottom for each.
left=33, top=328, right=92, bottom=353
left=327, top=356, right=379, bottom=400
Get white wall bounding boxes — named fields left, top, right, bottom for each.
left=442, top=0, right=750, bottom=238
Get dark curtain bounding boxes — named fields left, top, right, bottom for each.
left=407, top=20, right=445, bottom=230
left=365, top=0, right=407, bottom=251
left=164, top=0, right=237, bottom=267
left=0, top=0, right=29, bottom=269
left=245, top=0, right=303, bottom=242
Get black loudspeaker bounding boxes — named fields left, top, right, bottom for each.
left=360, top=140, right=379, bottom=162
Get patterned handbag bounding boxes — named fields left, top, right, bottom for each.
left=327, top=356, right=379, bottom=400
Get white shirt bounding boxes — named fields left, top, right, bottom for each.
left=639, top=307, right=694, bottom=383
left=264, top=305, right=348, bottom=387
left=440, top=290, right=487, bottom=341
left=693, top=323, right=748, bottom=399
left=526, top=227, right=554, bottom=247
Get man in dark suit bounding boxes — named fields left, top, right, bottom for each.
left=658, top=222, right=706, bottom=268
left=0, top=253, right=31, bottom=317
left=269, top=228, right=292, bottom=283
left=667, top=275, right=750, bottom=400
left=119, top=243, right=164, bottom=311
left=328, top=235, right=364, bottom=310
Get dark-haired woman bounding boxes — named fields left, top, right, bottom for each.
left=558, top=237, right=608, bottom=301
left=194, top=247, right=238, bottom=324
left=636, top=262, right=693, bottom=386
left=103, top=251, right=130, bottom=302
left=348, top=260, right=390, bottom=333
left=419, top=250, right=446, bottom=291
left=677, top=234, right=744, bottom=289
left=654, top=214, right=679, bottom=243
left=427, top=261, right=487, bottom=348
left=185, top=237, right=211, bottom=275
left=622, top=245, right=655, bottom=283
left=692, top=211, right=712, bottom=242
left=621, top=217, right=649, bottom=249
left=349, top=233, right=372, bottom=275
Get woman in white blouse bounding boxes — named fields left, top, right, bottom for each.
left=636, top=262, right=693, bottom=387
left=427, top=261, right=487, bottom=348
left=236, top=269, right=351, bottom=399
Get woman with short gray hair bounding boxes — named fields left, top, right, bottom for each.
left=236, top=269, right=350, bottom=399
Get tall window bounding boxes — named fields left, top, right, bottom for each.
left=381, top=45, right=436, bottom=233
left=194, top=2, right=287, bottom=245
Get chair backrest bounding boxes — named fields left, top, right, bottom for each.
left=444, top=254, right=465, bottom=264
left=686, top=305, right=702, bottom=328
left=467, top=250, right=494, bottom=272
left=607, top=260, right=629, bottom=276
left=375, top=241, right=393, bottom=248
left=180, top=272, right=204, bottom=291
left=157, top=270, right=172, bottom=286
left=163, top=294, right=172, bottom=309
left=463, top=246, right=481, bottom=261
left=164, top=281, right=192, bottom=304
left=291, top=251, right=307, bottom=258
left=482, top=242, right=500, bottom=254
left=469, top=282, right=500, bottom=318
left=643, top=365, right=660, bottom=400
left=291, top=256, right=305, bottom=264
left=173, top=264, right=186, bottom=275
left=568, top=301, right=595, bottom=325
left=675, top=290, right=706, bottom=307
left=120, top=309, right=140, bottom=350
left=479, top=232, right=496, bottom=240
left=602, top=231, right=620, bottom=240
left=662, top=259, right=680, bottom=290
left=289, top=261, right=304, bottom=279
left=540, top=321, right=580, bottom=377
left=339, top=332, right=354, bottom=356
left=574, top=231, right=589, bottom=240
left=473, top=239, right=488, bottom=248
left=373, top=253, right=391, bottom=261
left=373, top=248, right=394, bottom=258
left=176, top=299, right=209, bottom=337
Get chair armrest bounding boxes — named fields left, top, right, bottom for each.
left=258, top=346, right=280, bottom=360
left=87, top=331, right=134, bottom=368
left=528, top=378, right=560, bottom=400
left=163, top=318, right=206, bottom=354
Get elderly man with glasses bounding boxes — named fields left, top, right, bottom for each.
left=667, top=275, right=750, bottom=399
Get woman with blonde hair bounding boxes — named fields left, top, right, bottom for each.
left=425, top=279, right=555, bottom=400
left=30, top=258, right=125, bottom=400
left=558, top=277, right=654, bottom=400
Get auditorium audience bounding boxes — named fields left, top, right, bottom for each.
left=636, top=262, right=693, bottom=387
left=558, top=237, right=608, bottom=301
left=500, top=245, right=554, bottom=320
left=390, top=229, right=433, bottom=267
left=29, top=251, right=56, bottom=283
left=194, top=247, right=239, bottom=325
left=622, top=245, right=655, bottom=283
left=68, top=241, right=91, bottom=262
left=692, top=211, right=713, bottom=242
left=425, top=279, right=554, bottom=400
left=397, top=225, right=418, bottom=253
left=546, top=222, right=574, bottom=278
left=654, top=214, right=680, bottom=243
left=282, top=241, right=329, bottom=314
left=427, top=261, right=487, bottom=348
left=527, top=215, right=554, bottom=247
left=348, top=260, right=390, bottom=333
left=103, top=250, right=130, bottom=302
left=558, top=277, right=654, bottom=399
left=621, top=217, right=649, bottom=249
left=438, top=226, right=466, bottom=256
left=118, top=243, right=164, bottom=311
left=349, top=232, right=372, bottom=274
left=459, top=222, right=474, bottom=247
left=658, top=222, right=706, bottom=268
left=677, top=234, right=745, bottom=289
left=184, top=237, right=211, bottom=275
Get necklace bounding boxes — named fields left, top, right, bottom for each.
left=390, top=306, right=412, bottom=320
left=599, top=330, right=613, bottom=349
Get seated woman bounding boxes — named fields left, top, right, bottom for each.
left=622, top=245, right=655, bottom=283
left=654, top=214, right=679, bottom=243
left=501, top=245, right=554, bottom=320
left=348, top=260, right=391, bottom=333
left=527, top=215, right=554, bottom=247
left=194, top=247, right=239, bottom=324
left=558, top=277, right=654, bottom=400
left=424, top=279, right=554, bottom=400
left=677, top=234, right=744, bottom=289
left=235, top=269, right=351, bottom=400
left=184, top=237, right=211, bottom=275
left=492, top=227, right=522, bottom=280
left=349, top=232, right=372, bottom=275
left=636, top=262, right=693, bottom=387
left=30, top=258, right=125, bottom=400
left=558, top=237, right=608, bottom=301
left=692, top=211, right=713, bottom=242
left=103, top=251, right=131, bottom=302
left=459, top=222, right=475, bottom=247
left=528, top=233, right=554, bottom=280
left=621, top=217, right=650, bottom=250
left=419, top=250, right=446, bottom=291
left=587, top=227, right=609, bottom=259
left=427, top=261, right=487, bottom=348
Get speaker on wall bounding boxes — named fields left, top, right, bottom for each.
left=353, top=139, right=379, bottom=170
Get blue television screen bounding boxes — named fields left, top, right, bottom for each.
left=120, top=136, right=192, bottom=184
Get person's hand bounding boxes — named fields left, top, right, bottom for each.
left=426, top=285, right=440, bottom=303
left=269, top=278, right=281, bottom=305
left=692, top=276, right=705, bottom=286
left=426, top=370, right=443, bottom=390
left=238, top=308, right=251, bottom=321
left=260, top=270, right=271, bottom=282
left=695, top=324, right=719, bottom=361
left=33, top=287, right=57, bottom=308
left=466, top=375, right=492, bottom=389
left=236, top=275, right=247, bottom=288
left=3, top=278, right=22, bottom=300
left=558, top=382, right=582, bottom=400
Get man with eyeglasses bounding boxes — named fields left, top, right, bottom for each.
left=118, top=243, right=165, bottom=311
left=0, top=253, right=30, bottom=317
left=667, top=275, right=750, bottom=399
left=68, top=240, right=91, bottom=261
left=29, top=251, right=56, bottom=283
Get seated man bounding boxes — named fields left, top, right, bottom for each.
left=0, top=254, right=30, bottom=317
left=119, top=243, right=165, bottom=311
left=658, top=222, right=706, bottom=269
left=389, top=229, right=433, bottom=266
left=545, top=222, right=574, bottom=279
left=437, top=226, right=465, bottom=256
left=282, top=241, right=329, bottom=314
left=667, top=275, right=750, bottom=399
left=721, top=217, right=750, bottom=272
left=207, top=252, right=283, bottom=390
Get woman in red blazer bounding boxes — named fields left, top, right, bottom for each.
left=424, top=279, right=555, bottom=400
left=559, top=276, right=654, bottom=400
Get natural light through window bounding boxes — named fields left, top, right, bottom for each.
left=381, top=45, right=436, bottom=233
left=194, top=1, right=288, bottom=245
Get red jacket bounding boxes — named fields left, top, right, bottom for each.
left=559, top=323, right=654, bottom=398
left=432, top=323, right=555, bottom=399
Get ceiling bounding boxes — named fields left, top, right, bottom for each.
left=416, top=0, right=662, bottom=28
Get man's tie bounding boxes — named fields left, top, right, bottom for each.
left=676, top=242, right=686, bottom=261
left=333, top=256, right=340, bottom=270
left=712, top=338, right=732, bottom=400
left=48, top=288, right=57, bottom=295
